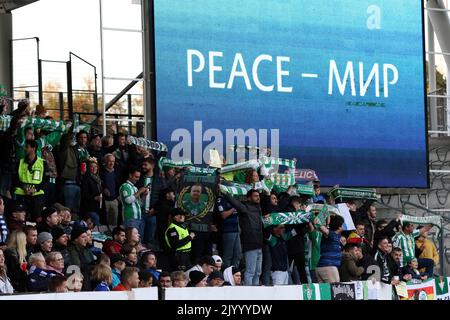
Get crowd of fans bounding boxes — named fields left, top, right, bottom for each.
left=0, top=100, right=441, bottom=295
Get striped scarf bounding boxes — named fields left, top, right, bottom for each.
left=401, top=215, right=442, bottom=229
left=187, top=166, right=217, bottom=175
left=263, top=211, right=312, bottom=227
left=330, top=187, right=378, bottom=201
left=253, top=178, right=274, bottom=193
left=0, top=115, right=11, bottom=132
left=262, top=204, right=335, bottom=227
left=158, top=157, right=192, bottom=170
left=128, top=136, right=168, bottom=152
left=23, top=117, right=66, bottom=132
left=28, top=266, right=55, bottom=279
left=270, top=173, right=295, bottom=187
left=0, top=215, right=8, bottom=245
left=259, top=156, right=296, bottom=169
left=219, top=183, right=252, bottom=196
left=220, top=159, right=261, bottom=174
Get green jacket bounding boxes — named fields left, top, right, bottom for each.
left=67, top=243, right=94, bottom=270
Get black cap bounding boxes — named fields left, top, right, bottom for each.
left=51, top=227, right=66, bottom=241
left=110, top=253, right=126, bottom=265
left=71, top=226, right=88, bottom=240
left=170, top=208, right=187, bottom=217
left=208, top=270, right=224, bottom=282
left=42, top=206, right=57, bottom=220
left=189, top=270, right=206, bottom=285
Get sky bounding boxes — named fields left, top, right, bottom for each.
left=10, top=0, right=450, bottom=97
left=12, top=0, right=144, bottom=95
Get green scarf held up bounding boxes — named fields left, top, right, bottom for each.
left=262, top=204, right=336, bottom=227
left=187, top=166, right=217, bottom=175
left=329, top=187, right=379, bottom=201
left=263, top=211, right=312, bottom=227
left=220, top=159, right=261, bottom=174
left=270, top=173, right=295, bottom=187
left=158, top=157, right=193, bottom=171
left=219, top=183, right=252, bottom=196
left=128, top=135, right=168, bottom=152
left=401, top=215, right=442, bottom=230
left=259, top=156, right=296, bottom=169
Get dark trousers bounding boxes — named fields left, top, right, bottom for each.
left=44, top=182, right=56, bottom=207
left=16, top=194, right=44, bottom=222
left=418, top=258, right=435, bottom=277
left=289, top=253, right=308, bottom=284
left=191, top=231, right=212, bottom=264
left=170, top=251, right=192, bottom=272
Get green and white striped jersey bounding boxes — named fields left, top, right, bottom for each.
left=120, top=181, right=142, bottom=220
left=392, top=229, right=420, bottom=267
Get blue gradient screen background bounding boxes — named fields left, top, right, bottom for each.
left=154, top=0, right=427, bottom=187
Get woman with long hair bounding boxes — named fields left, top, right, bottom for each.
left=124, top=227, right=146, bottom=252
left=120, top=243, right=138, bottom=267
left=4, top=230, right=28, bottom=292
left=0, top=248, right=14, bottom=293
left=245, top=169, right=260, bottom=184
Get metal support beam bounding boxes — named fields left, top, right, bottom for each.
left=0, top=12, right=13, bottom=98
left=127, top=93, right=132, bottom=133
left=37, top=58, right=43, bottom=105
left=66, top=61, right=73, bottom=119
left=428, top=17, right=438, bottom=133
left=142, top=0, right=155, bottom=140
left=58, top=92, right=64, bottom=120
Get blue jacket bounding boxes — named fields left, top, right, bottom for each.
left=144, top=268, right=160, bottom=281
left=317, top=231, right=342, bottom=268
left=94, top=281, right=110, bottom=291
left=112, top=268, right=121, bottom=289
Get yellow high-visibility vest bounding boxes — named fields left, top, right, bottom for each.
left=15, top=157, right=45, bottom=196
left=165, top=223, right=191, bottom=251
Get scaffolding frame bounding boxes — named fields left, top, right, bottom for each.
left=98, top=0, right=147, bottom=137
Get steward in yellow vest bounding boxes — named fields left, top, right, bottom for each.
left=14, top=139, right=47, bottom=222
left=165, top=208, right=195, bottom=271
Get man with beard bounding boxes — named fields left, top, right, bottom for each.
left=52, top=227, right=71, bottom=268
left=136, top=157, right=167, bottom=248
left=103, top=226, right=126, bottom=257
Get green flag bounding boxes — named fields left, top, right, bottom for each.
left=302, top=283, right=331, bottom=300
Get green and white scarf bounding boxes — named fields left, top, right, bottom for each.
left=220, top=159, right=261, bottom=174
left=263, top=211, right=312, bottom=227
left=23, top=117, right=67, bottom=132
left=253, top=178, right=274, bottom=193
left=259, top=156, right=296, bottom=169
left=306, top=204, right=340, bottom=215
left=219, top=183, right=252, bottom=196
left=128, top=135, right=168, bottom=152
left=187, top=166, right=217, bottom=175
left=262, top=204, right=336, bottom=227
left=311, top=204, right=331, bottom=229
left=295, top=184, right=315, bottom=196
left=401, top=214, right=442, bottom=230
left=330, top=187, right=379, bottom=201
left=158, top=157, right=192, bottom=170
left=270, top=173, right=295, bottom=187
